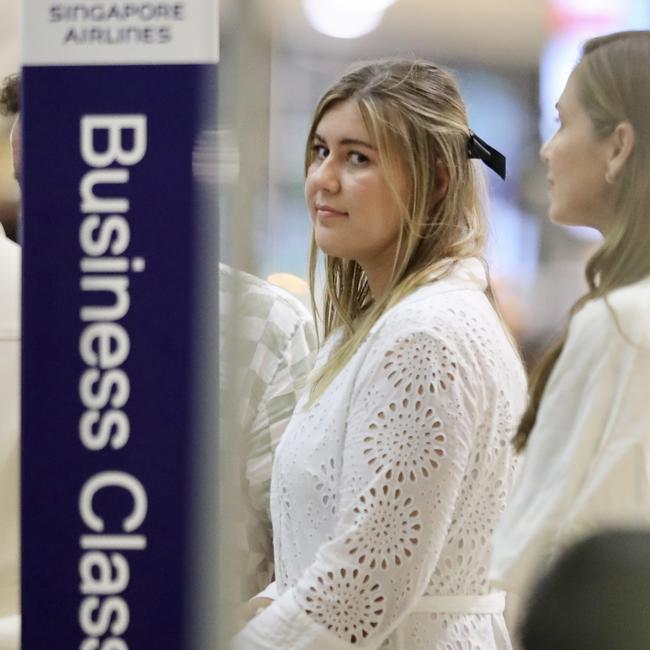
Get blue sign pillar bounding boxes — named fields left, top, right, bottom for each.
left=21, top=3, right=218, bottom=648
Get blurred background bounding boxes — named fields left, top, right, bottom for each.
left=2, top=0, right=650, bottom=365
left=0, top=0, right=18, bottom=242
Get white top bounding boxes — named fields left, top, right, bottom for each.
left=234, top=258, right=527, bottom=650
left=0, top=232, right=20, bottom=650
left=490, top=276, right=650, bottom=596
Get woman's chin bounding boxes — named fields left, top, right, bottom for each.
left=315, top=236, right=348, bottom=260
left=547, top=204, right=573, bottom=227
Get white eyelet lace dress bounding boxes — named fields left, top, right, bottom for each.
left=233, top=258, right=527, bottom=650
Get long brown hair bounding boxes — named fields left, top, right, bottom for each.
left=305, top=59, right=494, bottom=402
left=514, top=31, right=650, bottom=451
left=0, top=73, right=19, bottom=116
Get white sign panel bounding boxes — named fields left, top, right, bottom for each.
left=23, top=0, right=219, bottom=65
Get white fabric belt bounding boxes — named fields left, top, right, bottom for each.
left=412, top=591, right=506, bottom=614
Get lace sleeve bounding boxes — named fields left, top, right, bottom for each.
left=234, top=329, right=479, bottom=649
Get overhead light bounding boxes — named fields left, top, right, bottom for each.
left=550, top=0, right=624, bottom=18
left=302, top=0, right=396, bottom=39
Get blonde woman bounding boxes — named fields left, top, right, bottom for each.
left=234, top=60, right=526, bottom=649
left=491, top=32, right=650, bottom=597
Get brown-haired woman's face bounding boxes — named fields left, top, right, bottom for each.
left=305, top=100, right=407, bottom=270
left=540, top=70, right=613, bottom=232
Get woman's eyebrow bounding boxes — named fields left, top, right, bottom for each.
left=313, top=132, right=376, bottom=150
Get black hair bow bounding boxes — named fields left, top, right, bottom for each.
left=467, top=131, right=506, bottom=180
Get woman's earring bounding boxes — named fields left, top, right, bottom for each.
left=605, top=171, right=615, bottom=184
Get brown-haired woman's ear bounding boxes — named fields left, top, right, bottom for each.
left=604, top=121, right=635, bottom=184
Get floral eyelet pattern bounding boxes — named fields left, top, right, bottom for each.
left=344, top=484, right=423, bottom=570
left=314, top=457, right=338, bottom=516
left=268, top=278, right=527, bottom=649
left=300, top=567, right=386, bottom=644
left=363, top=401, right=447, bottom=483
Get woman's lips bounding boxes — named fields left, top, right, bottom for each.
left=316, top=205, right=348, bottom=219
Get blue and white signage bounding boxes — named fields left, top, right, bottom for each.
left=21, top=2, right=218, bottom=648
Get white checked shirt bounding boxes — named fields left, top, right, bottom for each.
left=219, top=264, right=317, bottom=600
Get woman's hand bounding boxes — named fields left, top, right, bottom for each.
left=237, top=597, right=274, bottom=630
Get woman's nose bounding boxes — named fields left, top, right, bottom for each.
left=312, top=158, right=340, bottom=193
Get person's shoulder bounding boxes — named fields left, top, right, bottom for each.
left=219, top=263, right=295, bottom=306
left=607, top=277, right=650, bottom=321
left=370, top=301, right=466, bottom=365
left=219, top=263, right=312, bottom=325
left=378, top=279, right=491, bottom=342
left=571, top=277, right=650, bottom=348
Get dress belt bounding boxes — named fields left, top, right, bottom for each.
left=412, top=591, right=506, bottom=614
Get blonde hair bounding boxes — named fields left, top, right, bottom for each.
left=514, top=31, right=650, bottom=450
left=306, top=59, right=492, bottom=402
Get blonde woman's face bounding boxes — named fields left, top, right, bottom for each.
left=305, top=100, right=406, bottom=274
left=540, top=71, right=613, bottom=232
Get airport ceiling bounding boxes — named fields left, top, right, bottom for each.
left=260, top=0, right=547, bottom=67
left=0, top=0, right=548, bottom=79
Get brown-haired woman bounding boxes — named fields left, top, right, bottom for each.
left=491, top=31, right=650, bottom=596
left=233, top=59, right=526, bottom=649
